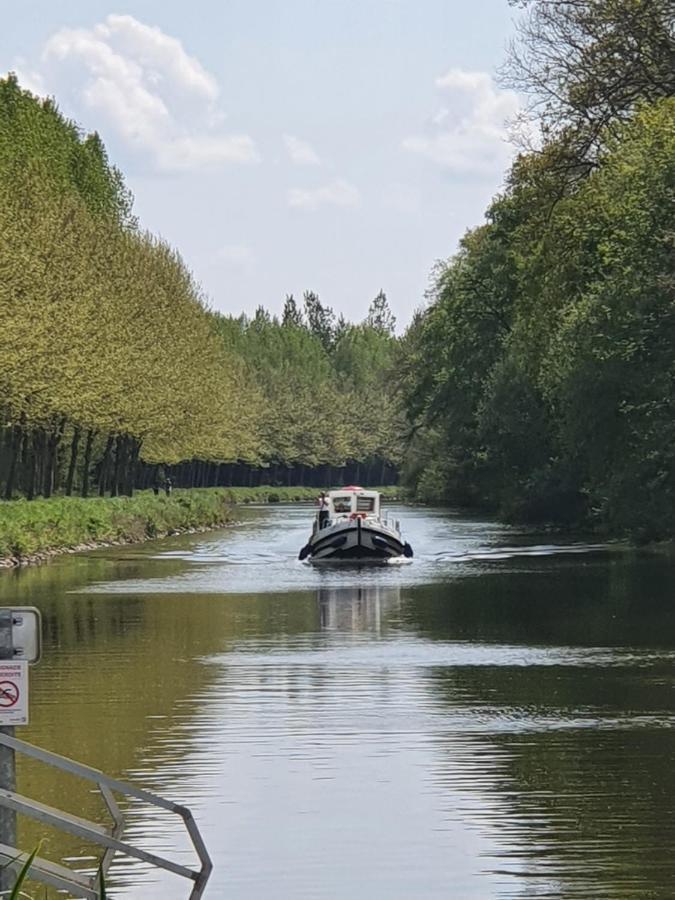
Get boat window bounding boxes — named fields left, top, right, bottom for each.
left=356, top=496, right=374, bottom=512
left=332, top=496, right=353, bottom=513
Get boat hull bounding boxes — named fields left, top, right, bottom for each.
left=301, top=518, right=412, bottom=564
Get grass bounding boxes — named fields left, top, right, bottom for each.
left=0, top=847, right=106, bottom=898
left=0, top=489, right=235, bottom=562
left=226, top=485, right=402, bottom=504
left=0, top=485, right=403, bottom=563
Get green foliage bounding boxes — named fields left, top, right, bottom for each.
left=213, top=296, right=403, bottom=475
left=0, top=75, right=260, bottom=499
left=503, top=0, right=674, bottom=171
left=225, top=485, right=401, bottom=504
left=0, top=76, right=403, bottom=502
left=1, top=843, right=39, bottom=898
left=365, top=290, right=396, bottom=336
left=303, top=290, right=336, bottom=352
left=0, top=490, right=234, bottom=560
left=401, top=95, right=675, bottom=538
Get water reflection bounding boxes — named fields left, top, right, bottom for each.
left=1, top=506, right=674, bottom=898
left=318, top=585, right=401, bottom=632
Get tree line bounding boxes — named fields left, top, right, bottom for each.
left=398, top=0, right=674, bottom=539
left=212, top=289, right=402, bottom=488
left=0, top=74, right=401, bottom=499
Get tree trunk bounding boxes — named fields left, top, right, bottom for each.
left=124, top=438, right=140, bottom=496
left=65, top=427, right=81, bottom=496
left=43, top=420, right=65, bottom=499
left=26, top=431, right=39, bottom=500
left=3, top=425, right=23, bottom=500
left=111, top=434, right=125, bottom=497
left=81, top=429, right=95, bottom=497
left=98, top=434, right=114, bottom=496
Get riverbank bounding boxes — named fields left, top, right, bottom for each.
left=0, top=485, right=403, bottom=566
left=0, top=490, right=236, bottom=566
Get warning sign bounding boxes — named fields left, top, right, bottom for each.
left=0, top=681, right=19, bottom=707
left=0, top=662, right=28, bottom=726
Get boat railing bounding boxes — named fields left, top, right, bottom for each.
left=380, top=516, right=400, bottom=532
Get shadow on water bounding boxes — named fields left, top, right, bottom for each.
left=1, top=504, right=674, bottom=898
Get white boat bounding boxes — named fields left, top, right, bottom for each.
left=298, top=486, right=413, bottom=563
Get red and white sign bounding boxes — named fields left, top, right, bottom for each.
left=0, top=662, right=28, bottom=725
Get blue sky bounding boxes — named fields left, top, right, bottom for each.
left=3, top=1, right=523, bottom=327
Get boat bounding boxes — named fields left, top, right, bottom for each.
left=298, top=486, right=413, bottom=563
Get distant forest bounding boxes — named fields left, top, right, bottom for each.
left=1, top=0, right=673, bottom=539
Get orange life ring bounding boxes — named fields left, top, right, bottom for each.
left=349, top=512, right=367, bottom=520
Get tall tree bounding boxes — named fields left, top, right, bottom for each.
left=366, top=290, right=396, bottom=336
left=502, top=0, right=675, bottom=165
left=303, top=291, right=336, bottom=352
left=282, top=294, right=304, bottom=328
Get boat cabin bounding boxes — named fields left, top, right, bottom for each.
left=325, top=487, right=381, bottom=521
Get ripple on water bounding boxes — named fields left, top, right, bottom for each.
left=18, top=503, right=675, bottom=899
left=77, top=503, right=620, bottom=595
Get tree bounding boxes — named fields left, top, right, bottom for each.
left=502, top=0, right=675, bottom=166
left=399, top=96, right=675, bottom=536
left=366, top=290, right=396, bottom=335
left=303, top=291, right=336, bottom=352
left=282, top=294, right=304, bottom=328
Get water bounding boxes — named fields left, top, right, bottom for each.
left=2, top=503, right=675, bottom=898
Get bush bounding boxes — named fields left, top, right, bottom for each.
left=0, top=490, right=234, bottom=561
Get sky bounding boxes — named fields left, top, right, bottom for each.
left=2, top=0, right=524, bottom=328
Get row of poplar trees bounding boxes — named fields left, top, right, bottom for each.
left=399, top=0, right=675, bottom=539
left=0, top=75, right=401, bottom=500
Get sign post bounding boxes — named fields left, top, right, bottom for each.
left=0, top=607, right=39, bottom=892
left=0, top=609, right=17, bottom=893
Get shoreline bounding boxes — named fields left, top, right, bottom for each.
left=0, top=519, right=239, bottom=569
left=0, top=486, right=402, bottom=569
left=0, top=517, right=237, bottom=569
left=0, top=489, right=236, bottom=569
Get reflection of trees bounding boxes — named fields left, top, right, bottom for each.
left=429, top=666, right=675, bottom=898
left=410, top=556, right=675, bottom=899
left=1, top=555, right=320, bottom=895
left=401, top=555, right=675, bottom=648
left=317, top=585, right=401, bottom=633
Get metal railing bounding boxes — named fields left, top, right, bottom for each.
left=0, top=732, right=212, bottom=899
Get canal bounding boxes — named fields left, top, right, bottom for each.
left=2, top=502, right=675, bottom=898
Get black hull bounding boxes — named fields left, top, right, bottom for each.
left=299, top=519, right=412, bottom=563
left=315, top=544, right=397, bottom=561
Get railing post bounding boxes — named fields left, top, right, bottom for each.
left=0, top=611, right=16, bottom=893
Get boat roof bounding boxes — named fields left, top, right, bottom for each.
left=327, top=486, right=379, bottom=497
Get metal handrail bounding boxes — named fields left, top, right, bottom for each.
left=0, top=732, right=212, bottom=899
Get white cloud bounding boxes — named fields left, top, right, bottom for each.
left=288, top=178, right=361, bottom=211
left=96, top=15, right=219, bottom=102
left=403, top=68, right=521, bottom=175
left=27, top=15, right=259, bottom=171
left=217, top=244, right=256, bottom=268
left=10, top=59, right=46, bottom=96
left=283, top=134, right=321, bottom=166
left=159, top=135, right=260, bottom=170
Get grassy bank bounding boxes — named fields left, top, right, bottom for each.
left=226, top=485, right=402, bottom=504
left=0, top=485, right=404, bottom=564
left=0, top=489, right=235, bottom=563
